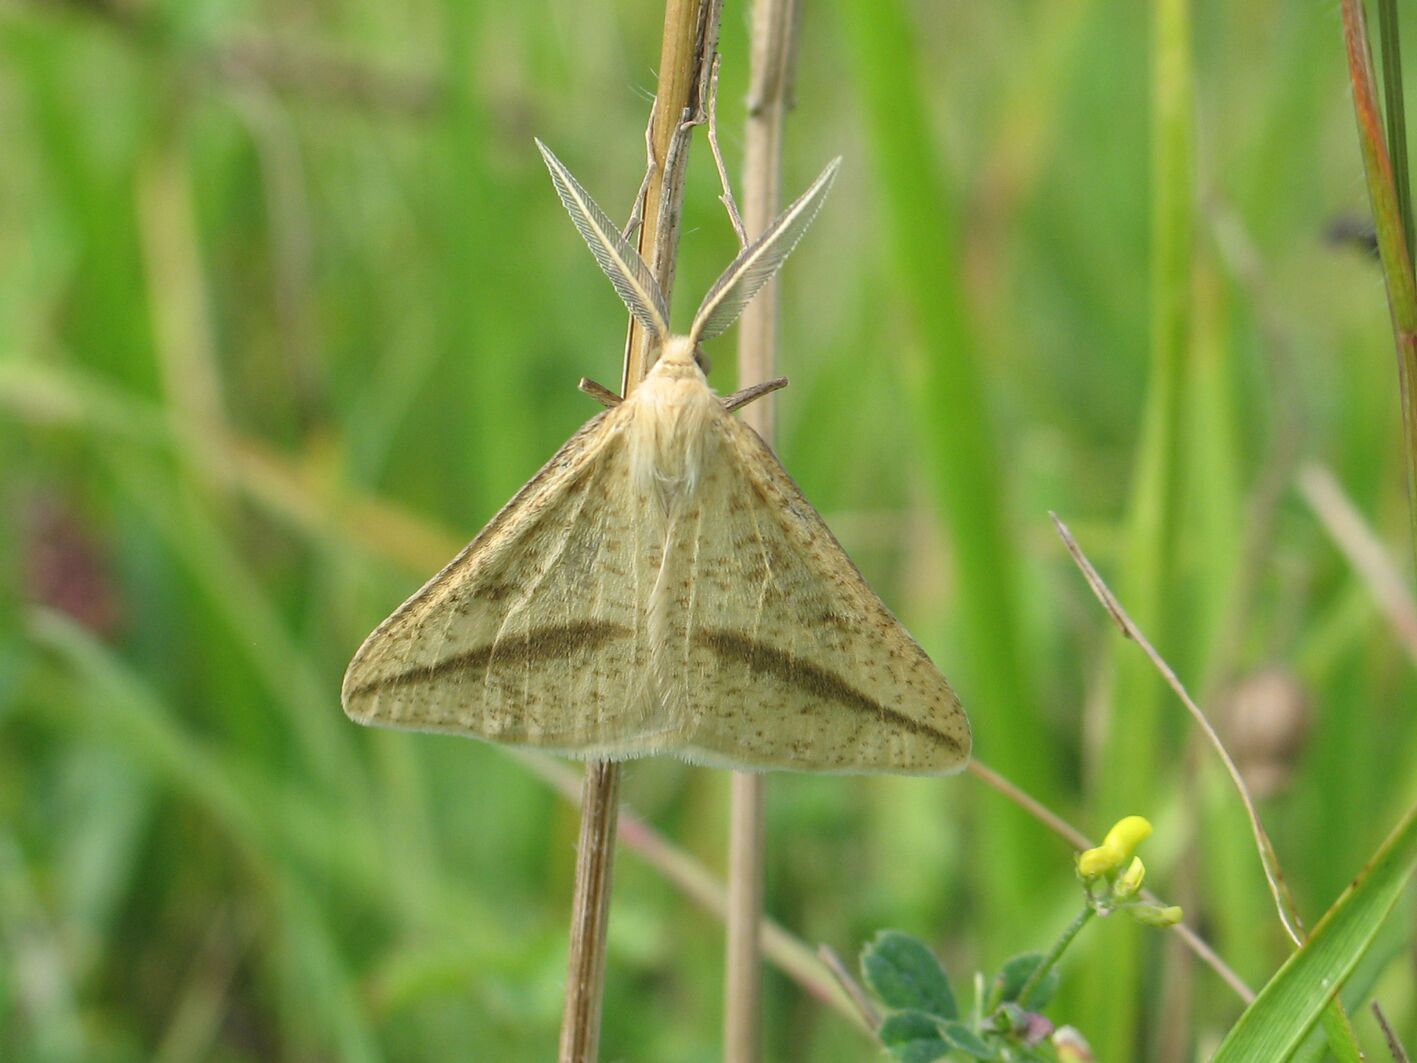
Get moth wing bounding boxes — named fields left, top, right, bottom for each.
left=660, top=410, right=970, bottom=774
left=342, top=408, right=674, bottom=759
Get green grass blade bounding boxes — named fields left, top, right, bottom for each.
left=1376, top=0, right=1413, bottom=259
left=1340, top=0, right=1417, bottom=571
left=833, top=0, right=1053, bottom=946
left=1085, top=0, right=1193, bottom=1052
left=1210, top=799, right=1417, bottom=1062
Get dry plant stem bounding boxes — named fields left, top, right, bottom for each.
left=512, top=750, right=871, bottom=1031
left=966, top=759, right=1089, bottom=850
left=1373, top=1001, right=1413, bottom=1063
left=1298, top=463, right=1417, bottom=662
left=558, top=763, right=622, bottom=1063
left=1051, top=514, right=1306, bottom=947
left=817, top=944, right=880, bottom=1031
left=620, top=0, right=724, bottom=393
left=560, top=4, right=722, bottom=1061
left=707, top=56, right=749, bottom=249
left=623, top=102, right=660, bottom=240
left=725, top=773, right=767, bottom=1062
left=725, top=2, right=800, bottom=1059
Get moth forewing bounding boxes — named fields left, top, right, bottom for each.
left=341, top=403, right=672, bottom=757
left=689, top=157, right=841, bottom=345
left=648, top=399, right=969, bottom=774
left=535, top=139, right=671, bottom=341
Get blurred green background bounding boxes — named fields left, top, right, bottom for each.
left=3, top=0, right=1416, bottom=1059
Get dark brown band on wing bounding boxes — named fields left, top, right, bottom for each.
left=693, top=628, right=964, bottom=754
left=347, top=620, right=633, bottom=700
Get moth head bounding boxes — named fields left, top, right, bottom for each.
left=652, top=335, right=707, bottom=380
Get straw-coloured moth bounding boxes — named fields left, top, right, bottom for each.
left=341, top=143, right=970, bottom=775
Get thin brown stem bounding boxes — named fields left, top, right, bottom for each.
left=1373, top=1001, right=1413, bottom=1063
left=620, top=0, right=724, bottom=394
left=1340, top=0, right=1417, bottom=577
left=511, top=750, right=870, bottom=1031
left=966, top=759, right=1089, bottom=850
left=1051, top=513, right=1306, bottom=948
left=557, top=762, right=622, bottom=1063
left=560, top=3, right=723, bottom=1060
left=725, top=774, right=767, bottom=1061
left=707, top=56, right=749, bottom=249
left=816, top=944, right=879, bottom=1032
left=725, top=2, right=801, bottom=1059
left=623, top=100, right=660, bottom=240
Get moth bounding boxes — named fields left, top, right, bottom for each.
left=341, top=142, right=970, bottom=775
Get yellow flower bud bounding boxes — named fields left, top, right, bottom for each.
left=1101, top=816, right=1153, bottom=858
left=1128, top=904, right=1183, bottom=928
left=1077, top=816, right=1153, bottom=880
left=1115, top=857, right=1146, bottom=899
left=1076, top=845, right=1117, bottom=879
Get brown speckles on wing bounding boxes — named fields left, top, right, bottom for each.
left=660, top=409, right=970, bottom=775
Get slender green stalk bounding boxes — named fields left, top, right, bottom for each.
left=833, top=0, right=1051, bottom=949
left=1011, top=906, right=1095, bottom=1011
left=1341, top=0, right=1417, bottom=574
left=1085, top=0, right=1193, bottom=1052
left=1377, top=0, right=1413, bottom=259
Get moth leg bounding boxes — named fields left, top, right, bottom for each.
left=722, top=376, right=788, bottom=413
left=578, top=377, right=624, bottom=409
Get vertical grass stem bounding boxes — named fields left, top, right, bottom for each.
left=724, top=3, right=802, bottom=1059
left=558, top=2, right=722, bottom=1059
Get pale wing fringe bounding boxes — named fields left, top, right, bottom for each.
left=536, top=139, right=671, bottom=340
left=689, top=157, right=841, bottom=344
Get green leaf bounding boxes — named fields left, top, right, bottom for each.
left=877, top=1011, right=952, bottom=1062
left=992, top=952, right=1059, bottom=1010
left=1210, top=799, right=1417, bottom=1062
left=940, top=1021, right=997, bottom=1059
left=862, top=931, right=958, bottom=1018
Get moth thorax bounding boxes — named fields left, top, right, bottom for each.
left=628, top=359, right=720, bottom=510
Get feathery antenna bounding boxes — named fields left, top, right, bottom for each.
left=689, top=158, right=840, bottom=345
left=537, top=139, right=673, bottom=342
